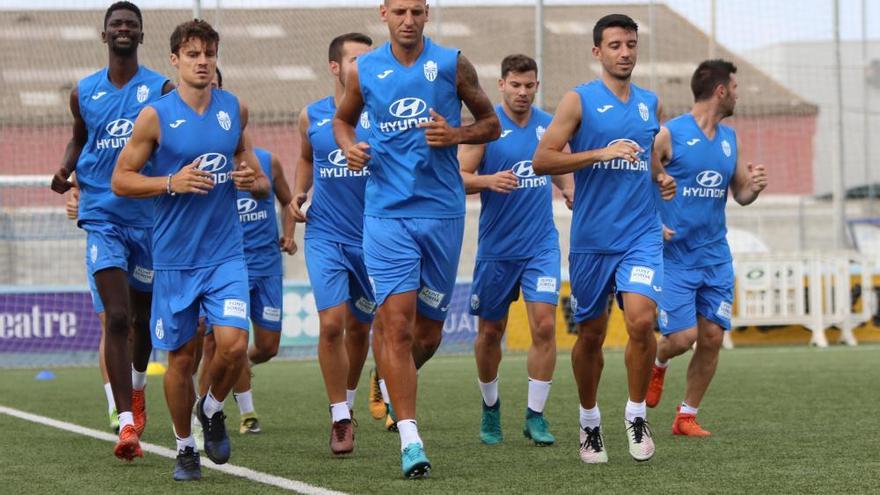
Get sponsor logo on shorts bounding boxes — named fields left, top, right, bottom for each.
left=90, top=244, right=98, bottom=263
left=629, top=266, right=655, bottom=286
left=418, top=286, right=444, bottom=309
left=659, top=309, right=668, bottom=327
left=470, top=294, right=480, bottom=310
left=223, top=299, right=247, bottom=319
left=132, top=265, right=153, bottom=284
left=536, top=276, right=557, bottom=293
left=355, top=297, right=376, bottom=315
left=262, top=306, right=281, bottom=322
left=155, top=318, right=164, bottom=339
left=716, top=301, right=733, bottom=320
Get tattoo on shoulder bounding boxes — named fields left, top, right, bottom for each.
left=457, top=54, right=480, bottom=93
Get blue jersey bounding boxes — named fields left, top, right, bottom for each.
left=146, top=89, right=244, bottom=270
left=568, top=80, right=661, bottom=253
left=357, top=36, right=464, bottom=218
left=305, top=96, right=370, bottom=246
left=477, top=105, right=558, bottom=260
left=76, top=66, right=167, bottom=227
left=659, top=114, right=737, bottom=268
left=237, top=147, right=282, bottom=277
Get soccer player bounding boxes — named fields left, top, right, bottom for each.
left=532, top=14, right=675, bottom=463
left=290, top=33, right=375, bottom=456
left=195, top=67, right=297, bottom=436
left=49, top=1, right=172, bottom=461
left=646, top=60, right=767, bottom=436
left=459, top=54, right=573, bottom=446
left=112, top=19, right=270, bottom=481
left=333, top=0, right=500, bottom=478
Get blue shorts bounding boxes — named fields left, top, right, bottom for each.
left=305, top=238, right=375, bottom=323
left=569, top=234, right=663, bottom=323
left=83, top=221, right=153, bottom=293
left=658, top=261, right=734, bottom=335
left=470, top=248, right=561, bottom=321
left=86, top=268, right=104, bottom=314
left=363, top=216, right=464, bottom=322
left=202, top=274, right=283, bottom=333
left=151, top=258, right=250, bottom=351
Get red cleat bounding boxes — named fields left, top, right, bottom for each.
left=132, top=389, right=147, bottom=437
left=645, top=365, right=666, bottom=408
left=672, top=412, right=711, bottom=437
left=114, top=425, right=144, bottom=461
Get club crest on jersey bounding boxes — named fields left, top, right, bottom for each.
left=721, top=139, right=732, bottom=157
left=217, top=110, right=232, bottom=131
left=136, top=84, right=149, bottom=103
left=360, top=111, right=370, bottom=129
left=535, top=125, right=546, bottom=141
left=638, top=102, right=649, bottom=122
left=424, top=60, right=438, bottom=81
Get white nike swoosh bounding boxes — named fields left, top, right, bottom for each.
left=377, top=70, right=394, bottom=79
left=316, top=118, right=331, bottom=126
left=169, top=119, right=186, bottom=128
left=500, top=130, right=512, bottom=138
left=91, top=92, right=107, bottom=100
left=687, top=138, right=700, bottom=145
left=596, top=105, right=613, bottom=113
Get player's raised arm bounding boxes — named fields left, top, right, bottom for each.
left=51, top=88, right=87, bottom=194
left=730, top=134, right=767, bottom=205
left=291, top=107, right=314, bottom=222
left=232, top=103, right=270, bottom=199
left=112, top=107, right=176, bottom=198
left=333, top=63, right=370, bottom=171
left=452, top=54, right=500, bottom=145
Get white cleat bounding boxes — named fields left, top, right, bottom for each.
left=579, top=425, right=608, bottom=464
left=624, top=417, right=655, bottom=462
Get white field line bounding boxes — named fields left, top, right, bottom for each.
left=0, top=405, right=348, bottom=495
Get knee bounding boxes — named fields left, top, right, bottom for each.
left=532, top=318, right=556, bottom=348
left=219, top=336, right=248, bottom=363
left=478, top=324, right=505, bottom=346
left=625, top=313, right=657, bottom=340
left=417, top=331, right=442, bottom=354
left=103, top=308, right=129, bottom=335
left=169, top=351, right=195, bottom=375
left=698, top=329, right=724, bottom=352
left=254, top=338, right=279, bottom=361
left=320, top=318, right=345, bottom=342
left=576, top=325, right=605, bottom=350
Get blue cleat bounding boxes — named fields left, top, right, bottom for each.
left=196, top=395, right=230, bottom=464
left=523, top=408, right=556, bottom=446
left=480, top=399, right=503, bottom=445
left=401, top=443, right=431, bottom=479
left=173, top=446, right=202, bottom=481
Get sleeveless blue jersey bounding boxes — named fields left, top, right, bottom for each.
left=76, top=65, right=167, bottom=227
left=477, top=105, right=558, bottom=260
left=146, top=89, right=244, bottom=270
left=305, top=96, right=370, bottom=245
left=357, top=36, right=464, bottom=218
left=237, top=147, right=282, bottom=277
left=659, top=113, right=737, bottom=268
left=568, top=80, right=661, bottom=253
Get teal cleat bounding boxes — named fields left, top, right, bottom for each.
left=401, top=443, right=431, bottom=479
left=385, top=403, right=399, bottom=432
left=523, top=408, right=556, bottom=446
left=480, top=399, right=503, bottom=445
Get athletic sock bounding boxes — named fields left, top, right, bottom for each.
left=680, top=402, right=699, bottom=415
left=131, top=365, right=147, bottom=391
left=175, top=434, right=197, bottom=452
left=104, top=382, right=116, bottom=413
left=118, top=411, right=134, bottom=430
left=234, top=390, right=254, bottom=415
left=655, top=357, right=668, bottom=368
left=397, top=419, right=422, bottom=450
left=202, top=390, right=224, bottom=417
left=346, top=389, right=357, bottom=411
left=478, top=376, right=499, bottom=407
left=330, top=401, right=351, bottom=423
left=625, top=399, right=647, bottom=422
left=579, top=404, right=601, bottom=429
left=378, top=379, right=391, bottom=405
left=527, top=377, right=551, bottom=413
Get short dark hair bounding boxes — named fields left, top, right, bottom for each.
left=170, top=19, right=219, bottom=55
left=104, top=1, right=142, bottom=29
left=593, top=14, right=638, bottom=46
left=501, top=54, right=538, bottom=79
left=328, top=32, right=373, bottom=63
left=215, top=67, right=223, bottom=88
left=691, top=59, right=738, bottom=101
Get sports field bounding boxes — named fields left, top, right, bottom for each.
left=1, top=345, right=879, bottom=494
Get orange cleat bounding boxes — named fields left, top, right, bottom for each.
left=132, top=389, right=147, bottom=437
left=114, top=424, right=144, bottom=461
left=645, top=365, right=666, bottom=408
left=672, top=412, right=711, bottom=437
